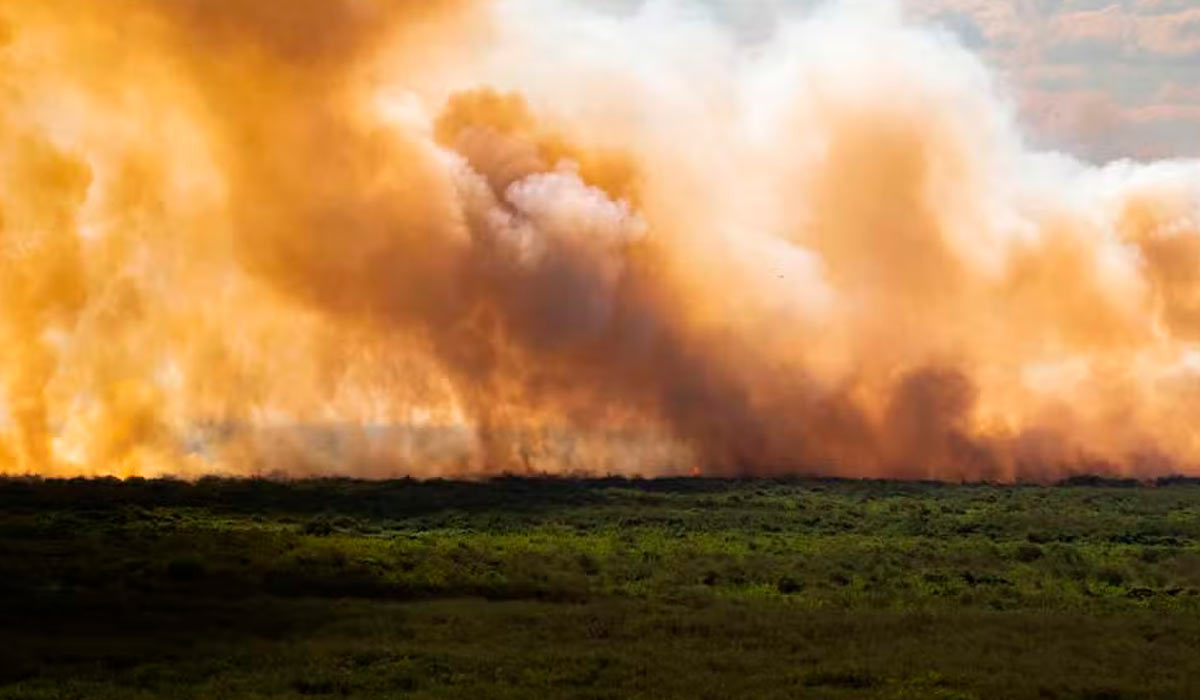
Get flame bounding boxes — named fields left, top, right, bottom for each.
left=2, top=0, right=1200, bottom=481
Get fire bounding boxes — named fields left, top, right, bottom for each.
left=1, top=0, right=1199, bottom=481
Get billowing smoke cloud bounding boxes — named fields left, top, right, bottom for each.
left=1, top=0, right=1199, bottom=481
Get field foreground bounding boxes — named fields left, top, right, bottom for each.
left=3, top=476, right=1200, bottom=698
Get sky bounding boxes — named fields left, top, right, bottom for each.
left=596, top=0, right=1200, bottom=162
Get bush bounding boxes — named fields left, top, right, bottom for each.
left=166, top=557, right=207, bottom=582
left=1096, top=567, right=1126, bottom=587
left=776, top=576, right=803, bottom=594
left=303, top=515, right=334, bottom=536
left=331, top=515, right=360, bottom=532
left=1015, top=543, right=1044, bottom=562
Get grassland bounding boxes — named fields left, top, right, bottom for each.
left=3, top=475, right=1200, bottom=698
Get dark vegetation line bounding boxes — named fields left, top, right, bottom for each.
left=0, top=472, right=1192, bottom=514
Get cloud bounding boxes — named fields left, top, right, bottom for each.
left=587, top=1, right=1198, bottom=159
left=913, top=1, right=1200, bottom=160
left=1021, top=87, right=1200, bottom=160
left=1051, top=6, right=1129, bottom=54
left=1136, top=7, right=1200, bottom=58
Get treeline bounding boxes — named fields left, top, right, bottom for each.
left=1, top=472, right=1198, bottom=513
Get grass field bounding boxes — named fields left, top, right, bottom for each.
left=3, top=475, right=1200, bottom=698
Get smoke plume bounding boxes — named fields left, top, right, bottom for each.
left=2, top=0, right=1199, bottom=480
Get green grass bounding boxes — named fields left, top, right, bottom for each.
left=2, top=476, right=1200, bottom=698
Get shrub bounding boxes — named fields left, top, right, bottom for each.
left=1015, top=543, right=1044, bottom=562
left=165, top=557, right=207, bottom=582
left=331, top=515, right=359, bottom=532
left=303, top=515, right=334, bottom=536
left=1096, top=567, right=1126, bottom=587
left=776, top=576, right=803, bottom=594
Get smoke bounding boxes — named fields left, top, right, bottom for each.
left=1, top=0, right=1199, bottom=480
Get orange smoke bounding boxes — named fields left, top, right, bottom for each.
left=2, top=0, right=1199, bottom=481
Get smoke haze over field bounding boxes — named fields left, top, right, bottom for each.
left=2, top=0, right=1200, bottom=480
